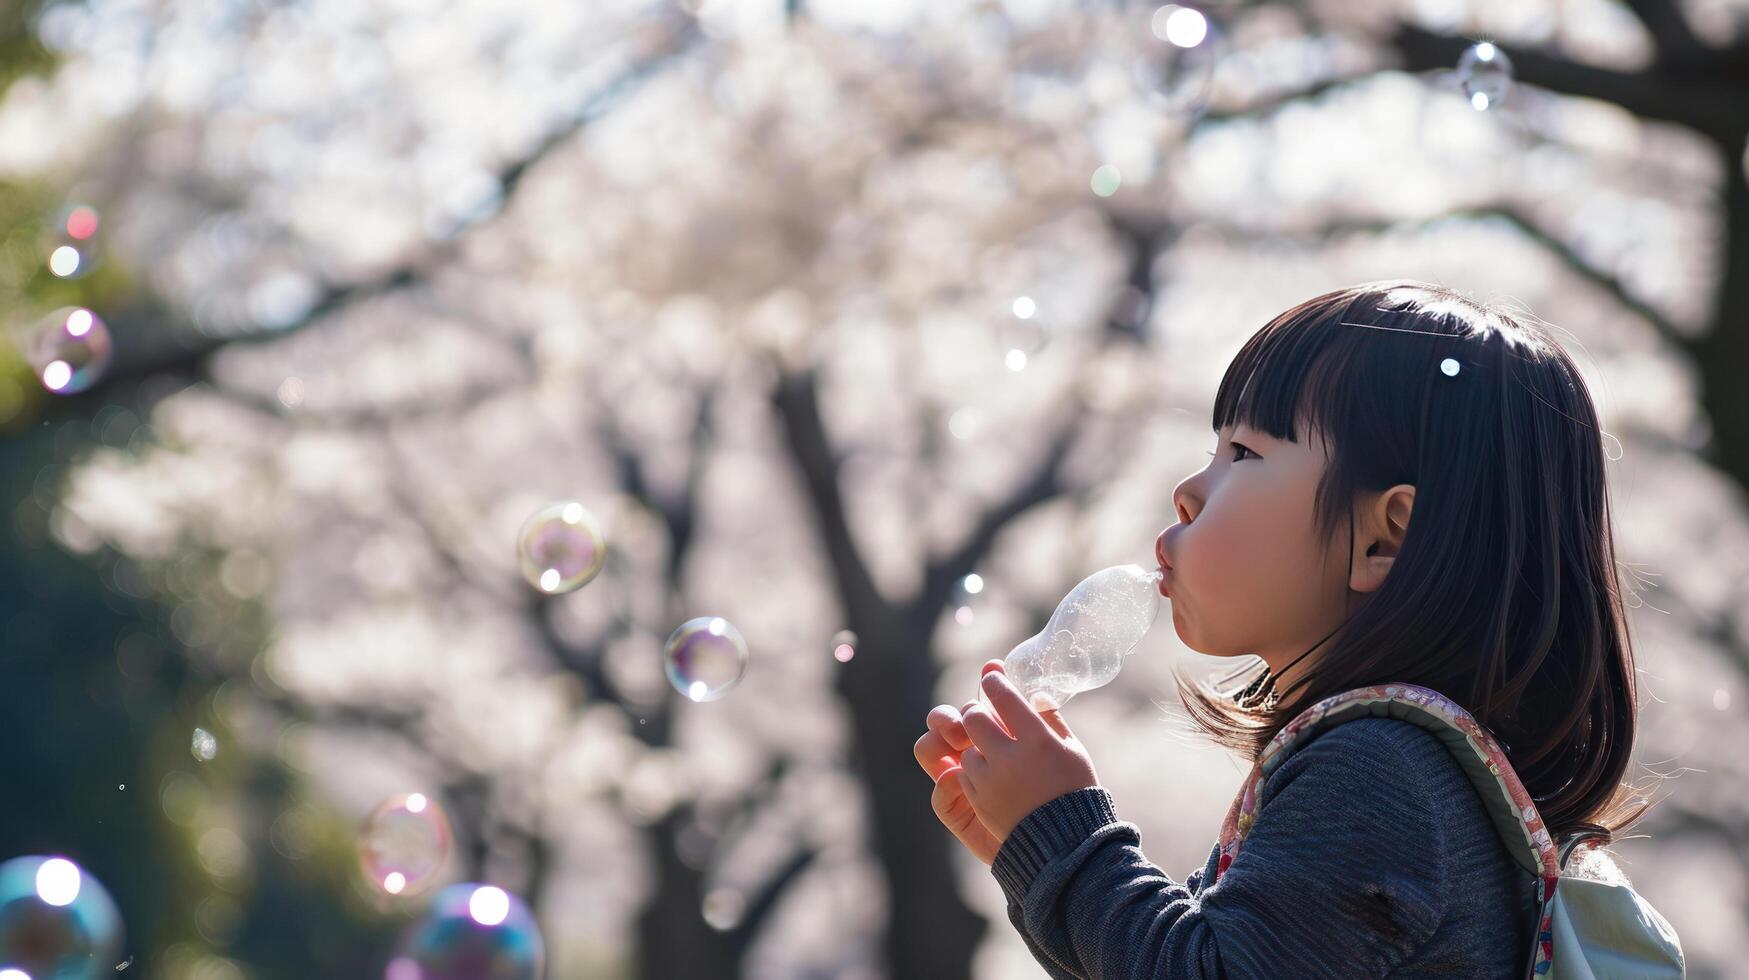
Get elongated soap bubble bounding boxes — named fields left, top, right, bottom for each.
left=979, top=564, right=1162, bottom=711
left=0, top=855, right=124, bottom=980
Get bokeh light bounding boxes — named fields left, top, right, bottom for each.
left=1090, top=163, right=1122, bottom=197
left=47, top=246, right=81, bottom=278
left=831, top=629, right=858, bottom=663
left=663, top=617, right=749, bottom=702
left=0, top=856, right=123, bottom=980
left=61, top=204, right=99, bottom=241
left=953, top=574, right=984, bottom=626
left=392, top=883, right=544, bottom=980
left=1152, top=5, right=1208, bottom=48
left=190, top=728, right=218, bottom=763
left=515, top=502, right=607, bottom=595
left=1133, top=3, right=1223, bottom=116
left=358, top=793, right=452, bottom=898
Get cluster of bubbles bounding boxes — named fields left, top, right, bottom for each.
left=16, top=205, right=114, bottom=397
left=353, top=795, right=543, bottom=976
left=515, top=502, right=762, bottom=702
left=0, top=855, right=124, bottom=980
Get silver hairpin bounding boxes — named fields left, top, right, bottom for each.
left=1440, top=357, right=1461, bottom=377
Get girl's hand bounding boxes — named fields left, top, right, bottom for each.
left=915, top=660, right=1012, bottom=866
left=958, top=667, right=1100, bottom=846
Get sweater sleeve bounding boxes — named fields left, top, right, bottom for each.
left=990, top=719, right=1450, bottom=978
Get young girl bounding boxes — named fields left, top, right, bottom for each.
left=913, top=280, right=1658, bottom=977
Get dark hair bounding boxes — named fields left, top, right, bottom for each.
left=1170, top=279, right=1657, bottom=846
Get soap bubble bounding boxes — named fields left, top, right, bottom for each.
left=663, top=617, right=749, bottom=702
left=391, top=883, right=544, bottom=980
left=1458, top=42, right=1513, bottom=111
left=995, top=298, right=1049, bottom=367
left=359, top=793, right=452, bottom=897
left=0, top=855, right=124, bottom=980
left=22, top=308, right=112, bottom=395
left=831, top=629, right=858, bottom=663
left=952, top=574, right=985, bottom=626
left=1133, top=4, right=1223, bottom=117
left=516, top=502, right=607, bottom=595
left=190, top=728, right=217, bottom=762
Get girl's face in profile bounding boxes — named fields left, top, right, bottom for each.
left=1156, top=422, right=1355, bottom=673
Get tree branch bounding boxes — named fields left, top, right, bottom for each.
left=1390, top=24, right=1749, bottom=144
left=1621, top=0, right=1708, bottom=61
left=771, top=368, right=891, bottom=620
left=50, top=14, right=705, bottom=414
left=1199, top=204, right=1699, bottom=355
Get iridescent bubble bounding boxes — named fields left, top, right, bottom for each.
left=831, top=629, right=858, bottom=663
left=1133, top=4, right=1223, bottom=118
left=23, top=308, right=112, bottom=396
left=0, top=855, right=124, bottom=980
left=359, top=793, right=452, bottom=897
left=1458, top=41, right=1513, bottom=111
left=516, top=502, right=607, bottom=595
left=663, top=617, right=749, bottom=702
left=392, top=883, right=544, bottom=980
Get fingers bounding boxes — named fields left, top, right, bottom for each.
left=962, top=701, right=1015, bottom=753
left=931, top=766, right=973, bottom=824
left=979, top=670, right=1053, bottom=743
left=1034, top=703, right=1075, bottom=740
left=913, top=729, right=959, bottom=782
left=928, top=705, right=972, bottom=753
left=980, top=659, right=1006, bottom=677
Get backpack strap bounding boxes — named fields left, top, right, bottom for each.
left=1251, top=683, right=1562, bottom=882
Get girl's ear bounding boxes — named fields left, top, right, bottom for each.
left=1351, top=484, right=1414, bottom=594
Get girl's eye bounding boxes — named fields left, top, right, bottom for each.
left=1205, top=442, right=1257, bottom=462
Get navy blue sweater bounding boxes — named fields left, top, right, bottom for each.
left=991, top=717, right=1543, bottom=977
